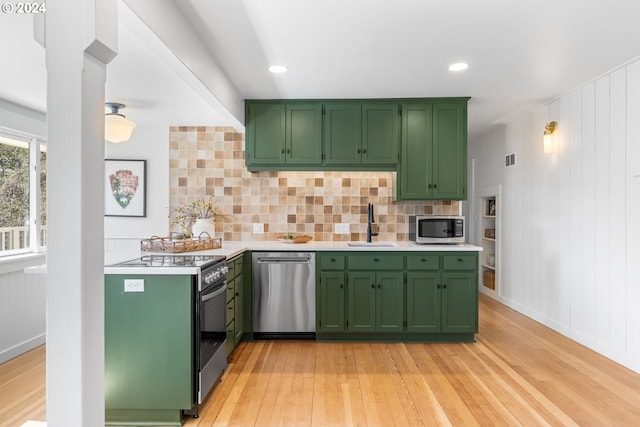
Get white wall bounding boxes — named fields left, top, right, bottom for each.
left=472, top=57, right=640, bottom=373
left=104, top=124, right=170, bottom=251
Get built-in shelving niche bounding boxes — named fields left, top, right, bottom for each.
left=478, top=186, right=500, bottom=299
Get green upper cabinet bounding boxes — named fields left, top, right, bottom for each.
left=361, top=103, right=399, bottom=164
left=398, top=99, right=468, bottom=200
left=322, top=102, right=399, bottom=166
left=245, top=102, right=322, bottom=167
left=245, top=98, right=466, bottom=181
left=323, top=103, right=361, bottom=164
left=246, top=103, right=286, bottom=165
left=286, top=104, right=323, bottom=165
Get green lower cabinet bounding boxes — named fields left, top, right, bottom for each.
left=318, top=271, right=346, bottom=332
left=441, top=272, right=477, bottom=333
left=226, top=254, right=245, bottom=356
left=347, top=271, right=403, bottom=332
left=105, top=274, right=194, bottom=425
left=406, top=271, right=477, bottom=334
left=406, top=272, right=441, bottom=333
left=316, top=251, right=478, bottom=342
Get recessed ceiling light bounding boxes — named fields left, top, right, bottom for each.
left=268, top=65, right=288, bottom=73
left=449, top=62, right=469, bottom=72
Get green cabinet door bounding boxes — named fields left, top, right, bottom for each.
left=362, top=103, right=399, bottom=164
left=441, top=272, right=477, bottom=333
left=324, top=103, right=361, bottom=164
left=286, top=103, right=323, bottom=165
left=347, top=272, right=376, bottom=332
left=375, top=271, right=404, bottom=332
left=105, top=274, right=194, bottom=414
left=398, top=99, right=468, bottom=200
left=432, top=103, right=467, bottom=199
left=318, top=271, right=346, bottom=332
left=406, top=272, right=441, bottom=333
left=348, top=271, right=403, bottom=332
left=400, top=103, right=434, bottom=199
left=246, top=103, right=286, bottom=165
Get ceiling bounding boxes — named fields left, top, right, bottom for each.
left=2, top=0, right=640, bottom=140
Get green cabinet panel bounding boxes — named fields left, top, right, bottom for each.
left=441, top=272, right=477, bottom=333
left=347, top=271, right=403, bottom=332
left=406, top=252, right=478, bottom=334
left=406, top=272, right=440, bottom=333
left=318, top=271, right=346, bottom=332
left=245, top=102, right=322, bottom=167
left=246, top=103, right=286, bottom=165
left=347, top=272, right=377, bottom=332
left=347, top=254, right=404, bottom=270
left=362, top=103, right=399, bottom=164
left=406, top=254, right=440, bottom=270
left=234, top=272, right=243, bottom=345
left=443, top=254, right=477, bottom=270
left=319, top=254, right=346, bottom=270
left=432, top=103, right=467, bottom=199
left=286, top=104, right=323, bottom=165
left=324, top=103, right=361, bottom=164
left=375, top=271, right=404, bottom=332
left=324, top=102, right=399, bottom=166
left=398, top=99, right=468, bottom=200
left=226, top=254, right=245, bottom=356
left=105, top=274, right=194, bottom=413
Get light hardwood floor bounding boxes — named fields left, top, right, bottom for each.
left=3, top=295, right=640, bottom=426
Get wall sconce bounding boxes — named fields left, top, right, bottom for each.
left=105, top=102, right=136, bottom=143
left=543, top=121, right=557, bottom=154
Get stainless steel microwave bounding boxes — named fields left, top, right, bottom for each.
left=408, top=215, right=465, bottom=244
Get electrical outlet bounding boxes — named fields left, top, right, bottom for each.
left=124, top=279, right=144, bottom=293
left=252, top=223, right=264, bottom=234
left=335, top=223, right=350, bottom=234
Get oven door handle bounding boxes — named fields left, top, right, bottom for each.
left=201, top=282, right=227, bottom=302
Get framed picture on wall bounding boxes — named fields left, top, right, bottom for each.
left=105, top=159, right=147, bottom=217
left=487, top=199, right=496, bottom=216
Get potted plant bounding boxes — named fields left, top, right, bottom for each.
left=170, top=196, right=227, bottom=238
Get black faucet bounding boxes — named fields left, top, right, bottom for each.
left=367, top=203, right=379, bottom=243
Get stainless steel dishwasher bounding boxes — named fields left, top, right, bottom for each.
left=252, top=252, right=316, bottom=339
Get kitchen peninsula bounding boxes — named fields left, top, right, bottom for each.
left=103, top=240, right=480, bottom=425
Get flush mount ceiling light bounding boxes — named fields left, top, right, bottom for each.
left=448, top=62, right=469, bottom=72
left=543, top=121, right=558, bottom=154
left=105, top=102, right=136, bottom=143
left=268, top=65, right=288, bottom=73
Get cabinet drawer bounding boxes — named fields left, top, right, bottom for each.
left=226, top=299, right=235, bottom=323
left=320, top=255, right=346, bottom=270
left=348, top=255, right=403, bottom=270
left=234, top=257, right=244, bottom=275
left=226, top=279, right=235, bottom=302
left=406, top=255, right=440, bottom=270
left=226, top=261, right=236, bottom=279
left=443, top=254, right=476, bottom=271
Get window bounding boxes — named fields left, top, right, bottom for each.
left=0, top=132, right=46, bottom=255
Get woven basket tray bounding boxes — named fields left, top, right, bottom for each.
left=141, top=233, right=222, bottom=253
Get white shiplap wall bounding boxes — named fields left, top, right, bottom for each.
left=498, top=58, right=640, bottom=373
left=0, top=266, right=46, bottom=363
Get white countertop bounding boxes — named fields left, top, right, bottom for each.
left=28, top=240, right=482, bottom=275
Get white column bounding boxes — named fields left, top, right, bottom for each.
left=44, top=2, right=117, bottom=426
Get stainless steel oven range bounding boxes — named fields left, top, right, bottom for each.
left=196, top=256, right=228, bottom=408
left=110, top=254, right=228, bottom=417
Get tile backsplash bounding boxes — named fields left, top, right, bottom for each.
left=169, top=126, right=460, bottom=242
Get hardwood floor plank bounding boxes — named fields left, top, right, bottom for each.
left=5, top=295, right=640, bottom=426
left=406, top=344, right=481, bottom=426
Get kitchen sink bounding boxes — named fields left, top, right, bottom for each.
left=347, top=242, right=398, bottom=247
